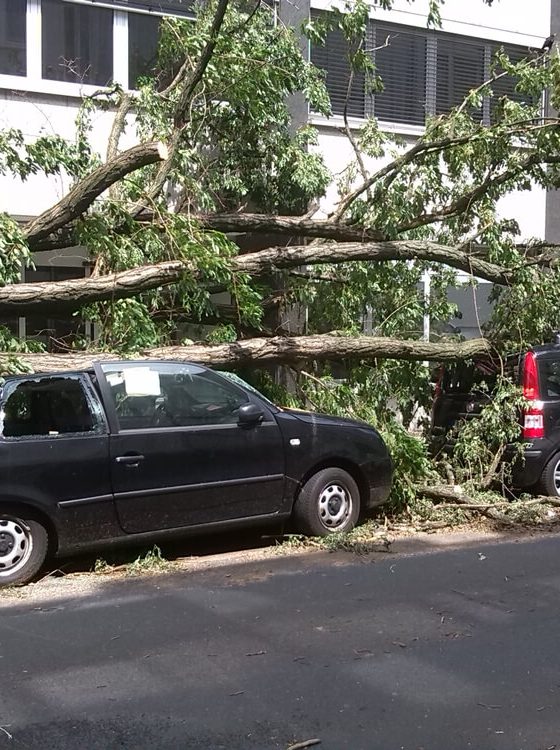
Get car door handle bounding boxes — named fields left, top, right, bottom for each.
left=115, top=454, right=145, bottom=466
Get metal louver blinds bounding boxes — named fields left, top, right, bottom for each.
left=435, top=36, right=485, bottom=119
left=306, top=12, right=536, bottom=126
left=310, top=11, right=366, bottom=118
left=373, top=24, right=427, bottom=125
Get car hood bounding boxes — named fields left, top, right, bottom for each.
left=283, top=407, right=373, bottom=431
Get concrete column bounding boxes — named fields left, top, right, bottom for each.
left=545, top=0, right=560, bottom=242
left=279, top=0, right=310, bottom=131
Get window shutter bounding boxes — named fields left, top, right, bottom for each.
left=373, top=24, right=427, bottom=125
left=310, top=10, right=366, bottom=118
left=435, top=36, right=485, bottom=119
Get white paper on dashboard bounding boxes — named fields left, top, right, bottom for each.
left=123, top=367, right=161, bottom=396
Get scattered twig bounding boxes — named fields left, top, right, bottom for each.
left=286, top=740, right=321, bottom=750
left=0, top=725, right=13, bottom=740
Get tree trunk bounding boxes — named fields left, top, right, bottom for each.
left=0, top=334, right=492, bottom=373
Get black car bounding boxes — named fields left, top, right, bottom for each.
left=0, top=361, right=392, bottom=586
left=430, top=338, right=560, bottom=496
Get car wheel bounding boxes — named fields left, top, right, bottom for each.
left=293, top=468, right=360, bottom=536
left=0, top=508, right=48, bottom=587
left=539, top=453, right=560, bottom=497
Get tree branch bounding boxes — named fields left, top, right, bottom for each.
left=396, top=152, right=560, bottom=233
left=23, top=142, right=168, bottom=245
left=0, top=237, right=517, bottom=317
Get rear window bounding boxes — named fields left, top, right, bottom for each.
left=441, top=356, right=520, bottom=394
left=0, top=376, right=103, bottom=438
left=538, top=358, right=560, bottom=399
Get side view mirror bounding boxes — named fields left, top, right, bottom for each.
left=238, top=403, right=264, bottom=426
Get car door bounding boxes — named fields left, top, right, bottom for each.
left=0, top=373, right=113, bottom=546
left=96, top=362, right=286, bottom=534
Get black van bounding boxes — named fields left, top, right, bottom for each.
left=430, top=339, right=560, bottom=496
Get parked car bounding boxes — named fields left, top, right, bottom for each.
left=0, top=361, right=392, bottom=586
left=430, top=336, right=560, bottom=496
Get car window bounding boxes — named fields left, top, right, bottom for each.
left=217, top=371, right=276, bottom=407
left=103, top=363, right=250, bottom=430
left=539, top=358, right=560, bottom=398
left=1, top=376, right=103, bottom=439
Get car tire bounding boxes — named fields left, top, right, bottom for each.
left=293, top=468, right=360, bottom=536
left=538, top=453, right=560, bottom=497
left=0, top=507, right=49, bottom=587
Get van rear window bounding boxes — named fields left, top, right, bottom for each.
left=441, top=356, right=519, bottom=394
left=539, top=359, right=560, bottom=399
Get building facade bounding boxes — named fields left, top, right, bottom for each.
left=0, top=0, right=556, bottom=345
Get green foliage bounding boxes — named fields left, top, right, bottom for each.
left=205, top=323, right=237, bottom=343
left=126, top=545, right=170, bottom=575
left=85, top=299, right=160, bottom=352
left=452, top=377, right=525, bottom=486
left=93, top=558, right=113, bottom=574
left=0, top=214, right=31, bottom=284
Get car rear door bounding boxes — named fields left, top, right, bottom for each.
left=0, top=373, right=113, bottom=545
left=96, top=362, right=286, bottom=534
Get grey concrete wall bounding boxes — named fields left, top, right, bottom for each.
left=545, top=0, right=560, bottom=242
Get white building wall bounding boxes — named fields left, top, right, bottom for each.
left=0, top=91, right=119, bottom=219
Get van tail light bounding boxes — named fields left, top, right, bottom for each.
left=522, top=351, right=544, bottom=438
left=523, top=407, right=544, bottom=439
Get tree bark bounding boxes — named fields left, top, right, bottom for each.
left=199, top=213, right=386, bottom=242
left=0, top=334, right=492, bottom=373
left=0, top=239, right=513, bottom=317
left=416, top=484, right=516, bottom=524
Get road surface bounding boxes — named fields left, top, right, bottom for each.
left=1, top=531, right=560, bottom=749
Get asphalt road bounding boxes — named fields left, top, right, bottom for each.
left=1, top=532, right=560, bottom=750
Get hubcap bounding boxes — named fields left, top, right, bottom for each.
left=554, top=461, right=560, bottom=495
left=0, top=518, right=32, bottom=577
left=318, top=483, right=352, bottom=530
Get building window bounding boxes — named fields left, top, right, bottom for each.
left=128, top=12, right=160, bottom=88
left=0, top=0, right=26, bottom=76
left=310, top=13, right=366, bottom=118
left=24, top=266, right=86, bottom=352
left=374, top=25, right=427, bottom=125
left=42, top=0, right=113, bottom=85
left=310, top=13, right=530, bottom=127
left=100, top=0, right=193, bottom=17
left=435, top=36, right=485, bottom=119
left=490, top=43, right=534, bottom=119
